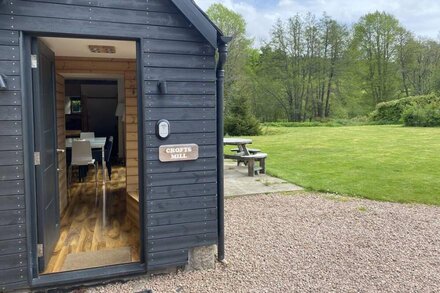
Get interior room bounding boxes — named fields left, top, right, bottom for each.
left=36, top=37, right=141, bottom=274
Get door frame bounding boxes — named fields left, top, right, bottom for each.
left=21, top=32, right=147, bottom=289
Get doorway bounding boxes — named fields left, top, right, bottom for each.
left=31, top=36, right=142, bottom=275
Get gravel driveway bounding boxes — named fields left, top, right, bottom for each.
left=88, top=193, right=440, bottom=293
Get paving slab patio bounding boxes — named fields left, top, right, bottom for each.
left=224, top=160, right=303, bottom=197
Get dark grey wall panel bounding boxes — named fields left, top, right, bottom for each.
left=0, top=122, right=21, bottom=135
left=0, top=15, right=204, bottom=41
left=0, top=45, right=19, bottom=61
left=145, top=80, right=216, bottom=95
left=144, top=67, right=216, bottom=81
left=0, top=210, right=25, bottom=226
left=0, top=61, right=20, bottom=76
left=0, top=224, right=25, bottom=241
left=147, top=232, right=217, bottom=253
left=147, top=170, right=216, bottom=187
left=147, top=220, right=217, bottom=240
left=145, top=120, right=216, bottom=134
left=146, top=158, right=217, bottom=174
left=0, top=253, right=26, bottom=270
left=0, top=165, right=23, bottom=180
left=144, top=39, right=214, bottom=55
left=0, top=195, right=25, bottom=211
left=147, top=249, right=188, bottom=270
left=145, top=95, right=215, bottom=108
left=0, top=267, right=26, bottom=286
left=0, top=136, right=22, bottom=151
left=145, top=81, right=215, bottom=95
left=145, top=132, right=216, bottom=147
left=0, top=181, right=23, bottom=196
left=9, top=1, right=189, bottom=27
left=0, top=15, right=146, bottom=38
left=0, top=238, right=26, bottom=255
left=0, top=30, right=18, bottom=45
left=2, top=76, right=21, bottom=91
left=147, top=182, right=217, bottom=200
left=19, top=0, right=178, bottom=13
left=148, top=208, right=217, bottom=226
left=0, top=106, right=22, bottom=120
left=0, top=151, right=23, bottom=165
left=144, top=53, right=215, bottom=69
left=147, top=196, right=217, bottom=213
left=0, top=91, right=21, bottom=106
left=145, top=108, right=215, bottom=121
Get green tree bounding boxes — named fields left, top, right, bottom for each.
left=253, top=14, right=348, bottom=122
left=352, top=12, right=406, bottom=105
left=225, top=95, right=261, bottom=136
left=206, top=4, right=254, bottom=112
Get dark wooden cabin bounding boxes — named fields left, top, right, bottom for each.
left=0, top=0, right=229, bottom=291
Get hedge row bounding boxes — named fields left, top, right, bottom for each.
left=370, top=94, right=440, bottom=126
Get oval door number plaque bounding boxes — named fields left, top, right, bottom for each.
left=159, top=144, right=199, bottom=162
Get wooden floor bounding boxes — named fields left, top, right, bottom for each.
left=43, top=165, right=140, bottom=274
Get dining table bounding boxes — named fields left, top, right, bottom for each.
left=65, top=137, right=108, bottom=226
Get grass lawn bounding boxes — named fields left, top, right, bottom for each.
left=227, top=125, right=440, bottom=205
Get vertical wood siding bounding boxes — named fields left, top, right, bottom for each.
left=0, top=0, right=218, bottom=288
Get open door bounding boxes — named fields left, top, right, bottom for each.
left=32, top=38, right=60, bottom=273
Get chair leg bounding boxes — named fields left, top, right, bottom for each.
left=68, top=165, right=72, bottom=201
left=107, top=163, right=112, bottom=180
left=94, top=162, right=98, bottom=206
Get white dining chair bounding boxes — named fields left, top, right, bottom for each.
left=80, top=132, right=95, bottom=140
left=69, top=140, right=99, bottom=204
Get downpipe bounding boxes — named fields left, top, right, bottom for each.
left=216, top=37, right=231, bottom=262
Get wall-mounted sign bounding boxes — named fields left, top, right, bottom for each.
left=159, top=144, right=199, bottom=162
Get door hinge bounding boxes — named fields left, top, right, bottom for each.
left=31, top=54, right=38, bottom=68
left=37, top=243, right=44, bottom=257
left=34, top=152, right=40, bottom=166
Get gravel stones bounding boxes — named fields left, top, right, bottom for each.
left=87, top=193, right=440, bottom=293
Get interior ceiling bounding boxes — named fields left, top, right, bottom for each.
left=39, top=37, right=136, bottom=59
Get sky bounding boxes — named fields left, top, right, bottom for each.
left=194, top=0, right=440, bottom=46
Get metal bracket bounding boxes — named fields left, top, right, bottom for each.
left=31, top=54, right=38, bottom=69
left=37, top=243, right=44, bottom=257
left=34, top=152, right=40, bottom=166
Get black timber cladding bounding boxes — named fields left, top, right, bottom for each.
left=0, top=0, right=219, bottom=290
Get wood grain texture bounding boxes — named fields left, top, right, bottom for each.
left=43, top=166, right=140, bottom=274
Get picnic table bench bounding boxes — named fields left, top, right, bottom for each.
left=224, top=138, right=267, bottom=177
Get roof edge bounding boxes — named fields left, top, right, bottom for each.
left=171, top=0, right=223, bottom=48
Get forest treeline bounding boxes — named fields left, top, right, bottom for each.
left=207, top=4, right=440, bottom=123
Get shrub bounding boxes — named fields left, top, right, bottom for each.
left=370, top=94, right=440, bottom=124
left=224, top=95, right=261, bottom=136
left=403, top=102, right=440, bottom=127
left=262, top=117, right=371, bottom=128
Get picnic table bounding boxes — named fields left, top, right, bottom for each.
left=223, top=138, right=267, bottom=177
left=223, top=138, right=254, bottom=156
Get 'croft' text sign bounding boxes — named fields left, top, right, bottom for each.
left=159, top=144, right=199, bottom=162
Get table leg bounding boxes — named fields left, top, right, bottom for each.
left=102, top=145, right=106, bottom=227
left=248, top=159, right=255, bottom=177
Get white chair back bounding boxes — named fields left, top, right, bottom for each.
left=80, top=132, right=95, bottom=140
left=71, top=140, right=93, bottom=165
